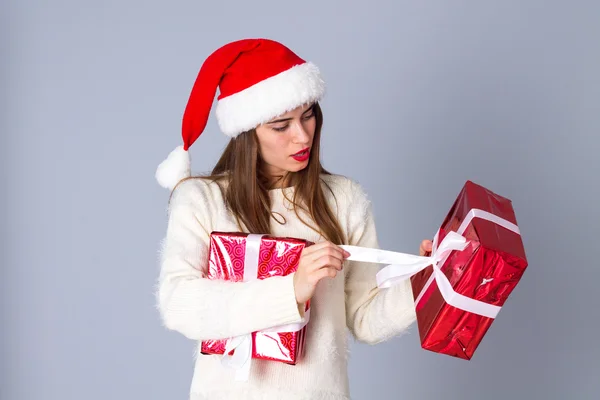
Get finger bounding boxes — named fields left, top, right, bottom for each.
left=314, top=254, right=344, bottom=271
left=421, top=239, right=433, bottom=250
left=314, top=254, right=343, bottom=268
left=302, top=241, right=334, bottom=256
left=310, top=244, right=346, bottom=263
left=310, top=241, right=348, bottom=255
left=419, top=239, right=433, bottom=256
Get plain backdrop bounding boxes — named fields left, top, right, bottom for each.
left=2, top=1, right=599, bottom=399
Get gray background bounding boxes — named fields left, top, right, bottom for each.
left=2, top=0, right=599, bottom=399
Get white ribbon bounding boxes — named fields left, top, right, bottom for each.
left=221, top=234, right=310, bottom=381
left=340, top=208, right=521, bottom=320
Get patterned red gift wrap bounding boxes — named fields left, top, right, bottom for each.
left=200, top=232, right=311, bottom=365
left=410, top=181, right=528, bottom=360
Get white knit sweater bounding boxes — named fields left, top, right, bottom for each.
left=156, top=174, right=416, bottom=400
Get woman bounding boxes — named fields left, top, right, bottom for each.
left=155, top=38, right=433, bottom=400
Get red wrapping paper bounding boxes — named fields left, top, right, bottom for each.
left=410, top=181, right=528, bottom=360
left=200, top=232, right=311, bottom=365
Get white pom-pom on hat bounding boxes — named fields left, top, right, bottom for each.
left=155, top=145, right=191, bottom=190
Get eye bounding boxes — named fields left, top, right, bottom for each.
left=272, top=125, right=288, bottom=132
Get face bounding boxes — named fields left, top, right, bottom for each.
left=255, top=103, right=317, bottom=182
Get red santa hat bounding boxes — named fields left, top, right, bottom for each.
left=155, top=38, right=326, bottom=190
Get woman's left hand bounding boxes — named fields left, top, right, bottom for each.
left=419, top=239, right=433, bottom=256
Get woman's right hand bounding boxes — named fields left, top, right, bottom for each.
left=293, top=241, right=350, bottom=304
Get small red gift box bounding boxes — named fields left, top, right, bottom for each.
left=200, top=232, right=311, bottom=368
left=409, top=180, right=528, bottom=360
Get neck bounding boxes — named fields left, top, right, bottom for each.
left=261, top=163, right=318, bottom=190
left=262, top=168, right=292, bottom=190
left=269, top=175, right=291, bottom=189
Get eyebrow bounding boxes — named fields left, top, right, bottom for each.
left=266, top=104, right=315, bottom=124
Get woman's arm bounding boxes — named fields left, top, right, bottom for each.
left=155, top=180, right=304, bottom=341
left=344, top=182, right=417, bottom=344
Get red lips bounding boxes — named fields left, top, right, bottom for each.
left=291, top=148, right=310, bottom=162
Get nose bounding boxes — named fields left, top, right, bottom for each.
left=291, top=120, right=310, bottom=143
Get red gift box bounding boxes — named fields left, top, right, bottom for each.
left=200, top=232, right=311, bottom=371
left=409, top=180, right=528, bottom=360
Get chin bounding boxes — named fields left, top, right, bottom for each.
left=288, top=162, right=309, bottom=172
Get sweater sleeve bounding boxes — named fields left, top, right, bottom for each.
left=344, top=181, right=417, bottom=344
left=155, top=180, right=304, bottom=341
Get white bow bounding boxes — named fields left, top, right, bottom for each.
left=221, top=309, right=311, bottom=381
left=340, top=208, right=521, bottom=320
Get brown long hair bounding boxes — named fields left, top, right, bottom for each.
left=172, top=102, right=346, bottom=245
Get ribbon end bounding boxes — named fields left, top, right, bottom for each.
left=221, top=334, right=252, bottom=382
left=234, top=364, right=251, bottom=382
